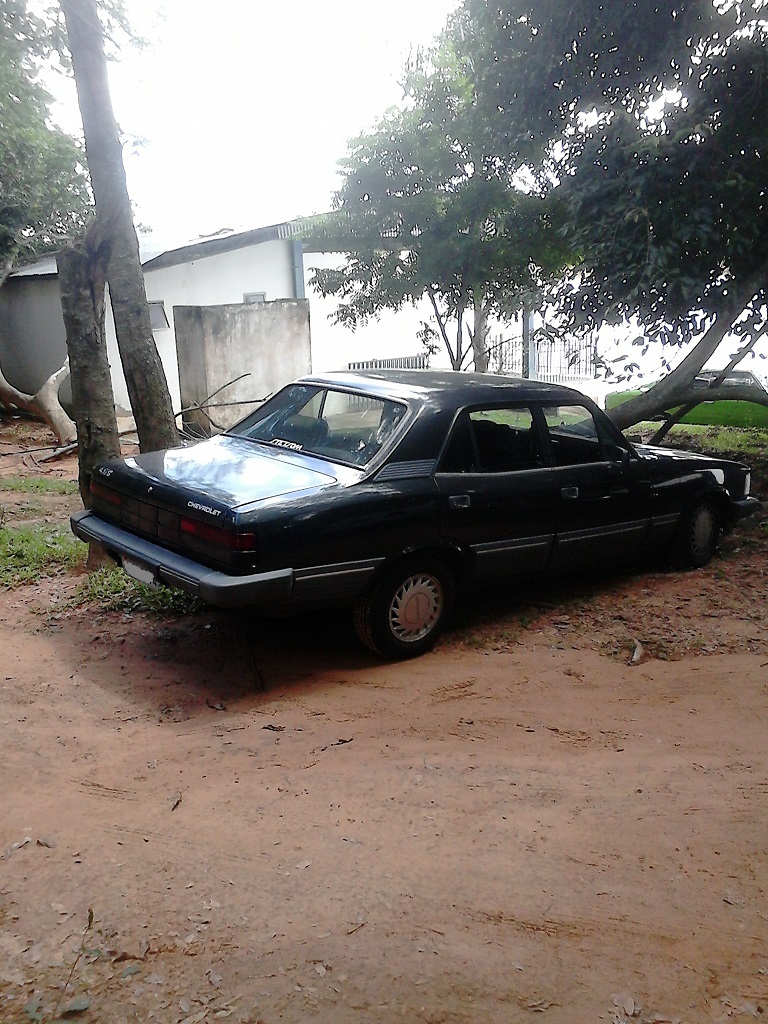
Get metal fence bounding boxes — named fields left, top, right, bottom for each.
left=346, top=338, right=596, bottom=382
left=488, top=333, right=597, bottom=383
left=347, top=354, right=430, bottom=371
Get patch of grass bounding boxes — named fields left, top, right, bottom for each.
left=0, top=476, right=78, bottom=495
left=3, top=500, right=45, bottom=517
left=666, top=424, right=768, bottom=454
left=0, top=524, right=83, bottom=586
left=628, top=422, right=768, bottom=456
left=74, top=565, right=204, bottom=615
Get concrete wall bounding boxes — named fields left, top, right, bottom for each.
left=0, top=239, right=299, bottom=418
left=0, top=274, right=71, bottom=400
left=174, top=299, right=311, bottom=434
left=112, top=239, right=298, bottom=414
left=0, top=237, right=602, bottom=430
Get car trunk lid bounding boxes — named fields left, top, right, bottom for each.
left=97, top=435, right=340, bottom=516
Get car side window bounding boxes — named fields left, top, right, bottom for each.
left=542, top=404, right=605, bottom=466
left=441, top=407, right=544, bottom=473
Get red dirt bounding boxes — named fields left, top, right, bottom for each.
left=1, top=423, right=767, bottom=1024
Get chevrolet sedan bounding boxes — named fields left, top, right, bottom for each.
left=71, top=371, right=759, bottom=658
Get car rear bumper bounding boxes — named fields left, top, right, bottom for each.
left=71, top=511, right=385, bottom=610
left=71, top=510, right=293, bottom=608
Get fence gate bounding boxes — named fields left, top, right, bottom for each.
left=489, top=332, right=597, bottom=383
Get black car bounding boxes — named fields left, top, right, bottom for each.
left=71, top=370, right=759, bottom=658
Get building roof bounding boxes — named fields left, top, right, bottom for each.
left=140, top=222, right=298, bottom=271
left=8, top=257, right=58, bottom=279
left=8, top=222, right=302, bottom=280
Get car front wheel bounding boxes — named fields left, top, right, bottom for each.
left=672, top=499, right=720, bottom=568
left=353, top=559, right=455, bottom=659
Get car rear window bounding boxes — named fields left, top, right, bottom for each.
left=229, top=385, right=407, bottom=468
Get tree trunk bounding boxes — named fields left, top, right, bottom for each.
left=455, top=293, right=467, bottom=370
left=471, top=299, right=490, bottom=373
left=58, top=228, right=121, bottom=569
left=59, top=0, right=179, bottom=453
left=427, top=286, right=461, bottom=369
left=58, top=226, right=121, bottom=508
left=0, top=250, right=17, bottom=291
left=608, top=261, right=768, bottom=431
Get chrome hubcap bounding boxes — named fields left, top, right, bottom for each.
left=388, top=573, right=443, bottom=643
left=691, top=507, right=715, bottom=555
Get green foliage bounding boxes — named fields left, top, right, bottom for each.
left=459, top=0, right=768, bottom=360
left=463, top=0, right=737, bottom=172
left=0, top=523, right=82, bottom=585
left=558, top=29, right=768, bottom=342
left=312, top=0, right=768, bottom=391
left=307, top=32, right=573, bottom=370
left=0, top=0, right=92, bottom=276
left=74, top=565, right=204, bottom=615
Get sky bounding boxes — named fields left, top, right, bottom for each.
left=53, top=0, right=459, bottom=247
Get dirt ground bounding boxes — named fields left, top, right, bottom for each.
left=1, top=422, right=767, bottom=1024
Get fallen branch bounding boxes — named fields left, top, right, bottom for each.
left=0, top=358, right=76, bottom=445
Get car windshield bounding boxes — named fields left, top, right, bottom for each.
left=229, top=384, right=408, bottom=468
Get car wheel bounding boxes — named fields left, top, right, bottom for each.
left=672, top=499, right=720, bottom=568
left=353, top=559, right=455, bottom=659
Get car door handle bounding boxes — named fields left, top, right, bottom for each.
left=448, top=494, right=471, bottom=510
left=560, top=486, right=579, bottom=499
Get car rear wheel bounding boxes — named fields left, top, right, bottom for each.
left=672, top=499, right=720, bottom=568
left=353, top=559, right=454, bottom=659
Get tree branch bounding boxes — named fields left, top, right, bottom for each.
left=639, top=383, right=768, bottom=443
left=0, top=358, right=76, bottom=444
left=609, top=258, right=768, bottom=430
left=427, top=286, right=459, bottom=369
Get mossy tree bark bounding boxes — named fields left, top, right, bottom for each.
left=58, top=223, right=121, bottom=508
left=60, top=0, right=179, bottom=453
left=58, top=222, right=122, bottom=569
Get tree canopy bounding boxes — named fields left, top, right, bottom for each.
left=463, top=0, right=742, bottom=169
left=308, top=37, right=573, bottom=371
left=460, top=0, right=768, bottom=427
left=315, top=0, right=768, bottom=428
left=0, top=0, right=91, bottom=284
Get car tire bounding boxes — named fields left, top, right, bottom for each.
left=672, top=499, right=720, bottom=569
left=353, top=559, right=455, bottom=660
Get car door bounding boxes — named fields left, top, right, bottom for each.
left=435, top=405, right=558, bottom=583
left=538, top=402, right=652, bottom=570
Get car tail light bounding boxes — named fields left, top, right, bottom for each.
left=90, top=478, right=121, bottom=507
left=180, top=516, right=258, bottom=552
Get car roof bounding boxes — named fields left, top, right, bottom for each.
left=298, top=369, right=592, bottom=411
